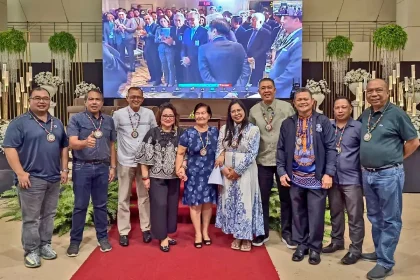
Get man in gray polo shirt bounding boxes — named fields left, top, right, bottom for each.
left=3, top=87, right=69, bottom=268
left=113, top=87, right=157, bottom=246
left=359, top=79, right=419, bottom=280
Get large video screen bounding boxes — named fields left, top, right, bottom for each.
left=102, top=0, right=302, bottom=98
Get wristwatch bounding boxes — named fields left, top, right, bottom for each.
left=61, top=169, right=69, bottom=173
left=109, top=166, right=117, bottom=169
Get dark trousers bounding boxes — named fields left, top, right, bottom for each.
left=145, top=47, right=162, bottom=82
left=186, top=60, right=202, bottom=83
left=257, top=165, right=293, bottom=239
left=70, top=162, right=109, bottom=244
left=250, top=59, right=265, bottom=86
left=328, top=184, right=365, bottom=255
left=117, top=39, right=135, bottom=69
left=149, top=178, right=180, bottom=240
left=174, top=51, right=185, bottom=84
left=290, top=185, right=327, bottom=253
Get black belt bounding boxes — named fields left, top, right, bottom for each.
left=363, top=164, right=401, bottom=172
left=73, top=159, right=109, bottom=165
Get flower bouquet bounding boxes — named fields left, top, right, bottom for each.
left=75, top=82, right=99, bottom=98
left=34, top=72, right=63, bottom=87
left=0, top=120, right=10, bottom=154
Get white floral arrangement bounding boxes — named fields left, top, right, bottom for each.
left=402, top=79, right=420, bottom=93
left=75, top=81, right=99, bottom=98
left=34, top=72, right=63, bottom=87
left=0, top=120, right=10, bottom=154
left=305, top=79, right=331, bottom=95
left=344, top=68, right=371, bottom=85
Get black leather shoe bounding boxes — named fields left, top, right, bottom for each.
left=119, top=235, right=129, bottom=247
left=322, top=243, right=345, bottom=254
left=142, top=230, right=152, bottom=243
left=341, top=252, right=360, bottom=265
left=168, top=239, right=177, bottom=246
left=308, top=250, right=321, bottom=265
left=361, top=252, right=377, bottom=262
left=292, top=248, right=308, bottom=262
left=160, top=241, right=170, bottom=252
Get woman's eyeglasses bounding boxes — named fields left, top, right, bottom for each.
left=162, top=115, right=175, bottom=119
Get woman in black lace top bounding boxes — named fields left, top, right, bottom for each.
left=134, top=102, right=184, bottom=252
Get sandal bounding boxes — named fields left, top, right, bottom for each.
left=194, top=242, right=203, bottom=248
left=240, top=240, right=252, bottom=252
left=231, top=239, right=241, bottom=250
left=203, top=239, right=212, bottom=246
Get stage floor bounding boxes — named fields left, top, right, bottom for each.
left=1, top=195, right=419, bottom=280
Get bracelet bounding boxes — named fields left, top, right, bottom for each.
left=109, top=166, right=117, bottom=169
left=142, top=177, right=149, bottom=181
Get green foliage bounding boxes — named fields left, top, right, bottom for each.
left=373, top=24, right=407, bottom=51
left=269, top=187, right=280, bottom=231
left=48, top=32, right=77, bottom=59
left=326, top=35, right=353, bottom=58
left=0, top=181, right=119, bottom=236
left=0, top=29, right=27, bottom=54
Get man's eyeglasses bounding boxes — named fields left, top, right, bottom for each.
left=30, top=97, right=50, bottom=102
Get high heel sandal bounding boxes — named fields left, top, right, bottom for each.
left=194, top=241, right=203, bottom=248
left=203, top=239, right=212, bottom=246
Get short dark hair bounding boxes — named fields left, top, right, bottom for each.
left=258, top=78, right=275, bottom=87
left=127, top=87, right=143, bottom=96
left=31, top=87, right=50, bottom=97
left=156, top=102, right=179, bottom=128
left=231, top=15, right=242, bottom=25
left=334, top=96, right=351, bottom=106
left=84, top=88, right=103, bottom=101
left=193, top=102, right=212, bottom=118
left=294, top=87, right=313, bottom=99
left=209, top=19, right=230, bottom=36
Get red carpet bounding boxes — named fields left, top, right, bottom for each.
left=70, top=221, right=280, bottom=280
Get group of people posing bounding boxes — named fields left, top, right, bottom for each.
left=3, top=77, right=418, bottom=280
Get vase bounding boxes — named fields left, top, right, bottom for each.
left=40, top=84, right=58, bottom=116
left=348, top=82, right=359, bottom=96
left=312, top=92, right=325, bottom=114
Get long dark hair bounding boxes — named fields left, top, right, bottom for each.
left=224, top=100, right=249, bottom=146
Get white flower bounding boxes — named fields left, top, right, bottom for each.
left=402, top=79, right=420, bottom=93
left=75, top=81, right=100, bottom=98
left=305, top=79, right=331, bottom=95
left=34, top=72, right=63, bottom=87
left=344, top=68, right=372, bottom=85
left=0, top=120, right=10, bottom=154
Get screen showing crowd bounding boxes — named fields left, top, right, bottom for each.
left=102, top=0, right=303, bottom=99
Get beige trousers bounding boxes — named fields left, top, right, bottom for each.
left=117, top=163, right=151, bottom=235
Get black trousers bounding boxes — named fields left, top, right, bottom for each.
left=144, top=47, right=162, bottom=82
left=149, top=178, right=180, bottom=240
left=290, top=186, right=327, bottom=253
left=328, top=184, right=365, bottom=255
left=257, top=165, right=293, bottom=239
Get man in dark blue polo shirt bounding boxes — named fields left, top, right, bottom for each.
left=322, top=97, right=365, bottom=265
left=66, top=89, right=117, bottom=257
left=359, top=79, right=419, bottom=280
left=3, top=87, right=69, bottom=268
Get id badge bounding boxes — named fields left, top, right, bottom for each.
left=179, top=35, right=183, bottom=41
left=195, top=40, right=200, bottom=46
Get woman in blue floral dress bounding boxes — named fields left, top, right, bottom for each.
left=176, top=103, right=219, bottom=248
left=215, top=100, right=264, bottom=252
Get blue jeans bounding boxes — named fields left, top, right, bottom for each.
left=362, top=165, right=404, bottom=269
left=158, top=44, right=175, bottom=85
left=70, top=162, right=109, bottom=244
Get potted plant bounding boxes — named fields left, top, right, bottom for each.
left=306, top=79, right=331, bottom=114
left=373, top=24, right=407, bottom=79
left=75, top=81, right=99, bottom=98
left=326, top=35, right=353, bottom=95
left=0, top=29, right=27, bottom=82
left=344, top=69, right=372, bottom=96
left=48, top=32, right=77, bottom=82
left=0, top=120, right=14, bottom=194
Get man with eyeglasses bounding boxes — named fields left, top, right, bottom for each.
left=3, top=87, right=69, bottom=268
left=112, top=87, right=157, bottom=246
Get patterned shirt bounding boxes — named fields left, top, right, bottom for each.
left=292, top=116, right=322, bottom=189
left=249, top=99, right=295, bottom=166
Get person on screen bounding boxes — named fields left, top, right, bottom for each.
left=181, top=11, right=208, bottom=83
left=269, top=12, right=302, bottom=98
left=155, top=16, right=176, bottom=87
left=103, top=13, right=117, bottom=49
left=102, top=43, right=128, bottom=98
left=244, top=13, right=271, bottom=87
left=142, top=15, right=163, bottom=86
left=198, top=19, right=250, bottom=94
left=171, top=12, right=188, bottom=84
left=208, top=13, right=237, bottom=43
left=115, top=10, right=137, bottom=72
left=231, top=16, right=247, bottom=51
